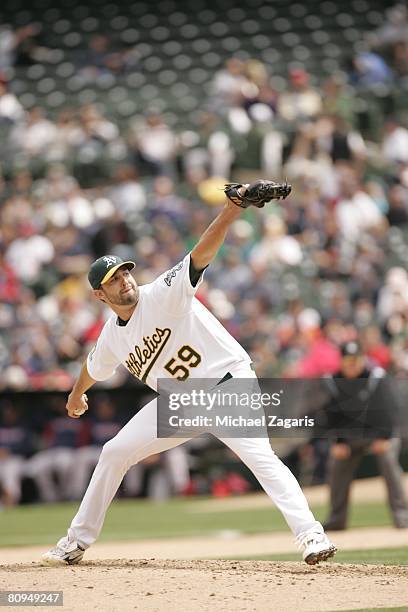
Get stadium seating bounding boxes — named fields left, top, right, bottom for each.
left=0, top=0, right=400, bottom=129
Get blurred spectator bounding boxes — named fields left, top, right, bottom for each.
left=335, top=166, right=385, bottom=242
left=243, top=59, right=278, bottom=115
left=148, top=176, right=189, bottom=228
left=5, top=224, right=55, bottom=287
left=78, top=104, right=119, bottom=144
left=109, top=165, right=146, bottom=217
left=315, top=116, right=367, bottom=165
left=182, top=111, right=235, bottom=179
left=71, top=104, right=121, bottom=185
left=26, top=399, right=88, bottom=502
left=46, top=110, right=84, bottom=163
left=350, top=51, right=393, bottom=87
left=386, top=184, right=408, bottom=227
left=0, top=76, right=24, bottom=124
left=209, top=57, right=249, bottom=112
left=0, top=245, right=21, bottom=303
left=210, top=471, right=250, bottom=497
left=278, top=69, right=322, bottom=124
left=392, top=40, right=408, bottom=79
left=0, top=23, right=41, bottom=70
left=211, top=246, right=253, bottom=294
left=283, top=127, right=340, bottom=200
left=382, top=119, right=408, bottom=165
left=125, top=446, right=191, bottom=500
left=377, top=267, right=408, bottom=326
left=10, top=107, right=58, bottom=158
left=321, top=75, right=356, bottom=127
left=71, top=394, right=122, bottom=499
left=360, top=325, right=392, bottom=369
left=34, top=163, right=77, bottom=207
left=249, top=215, right=303, bottom=271
left=13, top=24, right=43, bottom=66
left=80, top=35, right=111, bottom=78
left=0, top=402, right=31, bottom=506
left=209, top=58, right=282, bottom=175
left=130, top=112, right=178, bottom=178
left=0, top=24, right=16, bottom=71
left=290, top=308, right=341, bottom=377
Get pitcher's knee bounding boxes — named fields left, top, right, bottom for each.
left=100, top=439, right=131, bottom=465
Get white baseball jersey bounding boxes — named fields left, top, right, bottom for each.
left=87, top=254, right=251, bottom=391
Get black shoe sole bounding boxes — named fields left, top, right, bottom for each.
left=305, top=546, right=337, bottom=565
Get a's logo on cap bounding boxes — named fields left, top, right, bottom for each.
left=103, top=256, right=117, bottom=267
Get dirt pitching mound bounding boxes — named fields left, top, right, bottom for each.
left=1, top=559, right=407, bottom=611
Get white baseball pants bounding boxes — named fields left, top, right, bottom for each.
left=68, top=371, right=322, bottom=548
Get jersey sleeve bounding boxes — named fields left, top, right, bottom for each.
left=149, top=253, right=206, bottom=314
left=86, top=324, right=121, bottom=381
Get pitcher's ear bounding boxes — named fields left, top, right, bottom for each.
left=94, top=288, right=106, bottom=303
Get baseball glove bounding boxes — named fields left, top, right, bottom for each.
left=224, top=179, right=292, bottom=208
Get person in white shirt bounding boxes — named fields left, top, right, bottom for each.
left=335, top=167, right=385, bottom=242
left=10, top=107, right=58, bottom=157
left=0, top=79, right=25, bottom=124
left=382, top=120, right=408, bottom=165
left=42, top=182, right=336, bottom=566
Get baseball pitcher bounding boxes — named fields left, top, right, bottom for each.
left=42, top=180, right=336, bottom=565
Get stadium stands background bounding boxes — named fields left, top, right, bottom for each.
left=0, top=0, right=407, bottom=504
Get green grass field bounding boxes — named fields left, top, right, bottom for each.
left=0, top=496, right=401, bottom=551
left=339, top=609, right=408, bottom=612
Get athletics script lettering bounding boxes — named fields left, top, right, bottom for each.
left=125, top=327, right=171, bottom=382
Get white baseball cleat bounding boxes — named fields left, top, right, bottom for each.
left=41, top=536, right=85, bottom=566
left=296, top=528, right=337, bottom=565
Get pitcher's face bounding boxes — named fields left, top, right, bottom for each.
left=97, top=267, right=139, bottom=307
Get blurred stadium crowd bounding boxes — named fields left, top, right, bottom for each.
left=0, top=0, right=407, bottom=505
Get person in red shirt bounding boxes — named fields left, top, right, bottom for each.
left=0, top=248, right=21, bottom=304
left=361, top=325, right=391, bottom=369
left=294, top=309, right=341, bottom=377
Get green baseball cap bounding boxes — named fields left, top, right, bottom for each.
left=88, top=255, right=135, bottom=289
